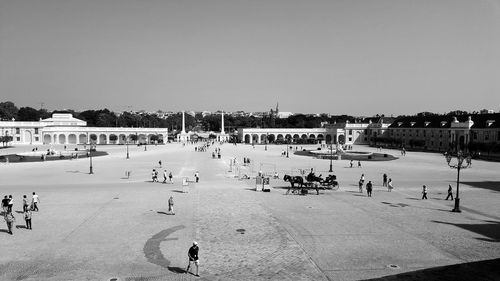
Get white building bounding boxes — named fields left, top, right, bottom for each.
left=0, top=113, right=168, bottom=145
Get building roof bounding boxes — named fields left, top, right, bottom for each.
left=388, top=113, right=500, bottom=129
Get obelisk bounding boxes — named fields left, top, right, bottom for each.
left=181, top=110, right=186, bottom=133
left=221, top=111, right=225, bottom=134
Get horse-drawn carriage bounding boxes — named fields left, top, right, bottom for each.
left=283, top=172, right=339, bottom=195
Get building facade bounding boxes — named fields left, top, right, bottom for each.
left=0, top=113, right=168, bottom=145
left=238, top=118, right=392, bottom=145
left=385, top=114, right=500, bottom=153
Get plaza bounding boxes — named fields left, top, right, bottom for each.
left=0, top=143, right=499, bottom=280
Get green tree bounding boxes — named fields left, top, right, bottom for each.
left=18, top=107, right=41, bottom=121
left=0, top=101, right=19, bottom=120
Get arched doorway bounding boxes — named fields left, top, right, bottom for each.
left=79, top=134, right=87, bottom=144
left=68, top=134, right=77, bottom=144
left=43, top=134, right=51, bottom=144
left=24, top=130, right=33, bottom=144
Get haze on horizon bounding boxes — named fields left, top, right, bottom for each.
left=1, top=0, right=499, bottom=116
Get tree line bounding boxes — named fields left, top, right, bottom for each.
left=0, top=101, right=364, bottom=133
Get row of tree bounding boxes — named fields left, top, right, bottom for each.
left=1, top=101, right=363, bottom=132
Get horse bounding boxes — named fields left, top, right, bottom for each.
left=283, top=174, right=304, bottom=195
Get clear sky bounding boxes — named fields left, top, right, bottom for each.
left=1, top=0, right=499, bottom=116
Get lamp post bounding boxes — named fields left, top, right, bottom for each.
left=265, top=133, right=268, bottom=151
left=126, top=136, right=130, bottom=159
left=329, top=142, right=333, bottom=172
left=445, top=151, right=472, bottom=213
left=89, top=141, right=94, bottom=174
left=286, top=143, right=289, bottom=158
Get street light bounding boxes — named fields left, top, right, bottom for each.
left=329, top=142, right=333, bottom=172
left=126, top=136, right=130, bottom=159
left=286, top=143, right=289, bottom=158
left=89, top=141, right=94, bottom=174
left=265, top=133, right=268, bottom=151
left=445, top=151, right=472, bottom=213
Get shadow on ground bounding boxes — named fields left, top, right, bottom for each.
left=462, top=181, right=500, bottom=192
left=363, top=258, right=500, bottom=281
left=432, top=220, right=500, bottom=242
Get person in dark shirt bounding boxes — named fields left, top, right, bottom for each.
left=186, top=241, right=199, bottom=276
left=2, top=195, right=9, bottom=213
left=366, top=181, right=373, bottom=197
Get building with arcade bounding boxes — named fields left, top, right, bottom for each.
left=0, top=113, right=168, bottom=145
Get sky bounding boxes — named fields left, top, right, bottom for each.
left=1, top=0, right=499, bottom=116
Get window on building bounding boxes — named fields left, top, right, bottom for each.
left=364, top=129, right=367, bottom=134
left=485, top=131, right=489, bottom=141
left=423, top=130, right=426, bottom=137
left=473, top=132, right=478, bottom=140
left=364, top=137, right=367, bottom=141
left=349, top=130, right=352, bottom=135
left=35, top=128, right=39, bottom=134
left=348, top=137, right=352, bottom=141
left=439, top=141, right=442, bottom=147
left=35, top=137, right=39, bottom=141
left=16, top=128, right=20, bottom=134
left=16, top=137, right=20, bottom=141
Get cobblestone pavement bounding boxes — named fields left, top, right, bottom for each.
left=0, top=143, right=499, bottom=280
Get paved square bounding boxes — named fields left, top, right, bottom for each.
left=1, top=143, right=499, bottom=280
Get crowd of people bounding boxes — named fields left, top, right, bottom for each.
left=2, top=192, right=39, bottom=235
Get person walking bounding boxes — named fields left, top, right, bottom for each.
left=7, top=195, right=13, bottom=213
left=32, top=192, right=40, bottom=211
left=24, top=208, right=32, bottom=230
left=186, top=241, right=199, bottom=276
left=382, top=173, right=388, bottom=187
left=163, top=170, right=168, bottom=183
left=350, top=160, right=353, bottom=168
left=366, top=181, right=373, bottom=197
left=22, top=195, right=29, bottom=212
left=358, top=160, right=362, bottom=168
left=1, top=195, right=9, bottom=213
left=359, top=174, right=365, bottom=193
left=5, top=212, right=15, bottom=234
left=422, top=185, right=428, bottom=200
left=388, top=178, right=394, bottom=192
left=158, top=160, right=162, bottom=168
left=169, top=172, right=173, bottom=183
left=152, top=169, right=158, bottom=182
left=168, top=196, right=175, bottom=215
left=194, top=172, right=200, bottom=183
left=445, top=184, right=454, bottom=200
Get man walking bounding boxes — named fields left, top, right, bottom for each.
left=32, top=192, right=40, bottom=211
left=445, top=184, right=454, bottom=200
left=24, top=208, right=32, bottom=230
left=382, top=173, right=388, bottom=187
left=23, top=195, right=30, bottom=212
left=5, top=212, right=15, bottom=235
left=168, top=196, right=175, bottom=215
left=163, top=170, right=168, bottom=183
left=7, top=195, right=13, bottom=213
left=366, top=181, right=373, bottom=197
left=186, top=241, right=199, bottom=276
left=422, top=185, right=428, bottom=200
left=169, top=172, right=173, bottom=183
left=194, top=172, right=200, bottom=183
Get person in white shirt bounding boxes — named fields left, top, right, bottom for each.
left=32, top=192, right=40, bottom=211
